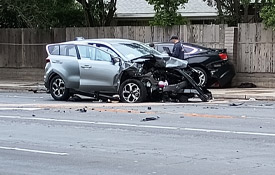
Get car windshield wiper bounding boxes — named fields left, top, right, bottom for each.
left=130, top=54, right=155, bottom=62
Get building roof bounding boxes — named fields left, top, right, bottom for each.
left=116, top=0, right=218, bottom=19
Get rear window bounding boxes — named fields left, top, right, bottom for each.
left=60, top=45, right=77, bottom=57
left=183, top=46, right=194, bottom=53
left=48, top=45, right=60, bottom=55
left=183, top=43, right=210, bottom=52
left=47, top=44, right=77, bottom=57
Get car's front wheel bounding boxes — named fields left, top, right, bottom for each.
left=50, top=75, right=70, bottom=101
left=119, top=79, right=147, bottom=103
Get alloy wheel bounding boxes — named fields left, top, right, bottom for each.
left=52, top=78, right=66, bottom=98
left=122, top=83, right=141, bottom=103
left=196, top=69, right=206, bottom=86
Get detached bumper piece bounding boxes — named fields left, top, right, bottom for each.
left=177, top=69, right=213, bottom=102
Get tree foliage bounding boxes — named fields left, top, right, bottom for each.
left=145, top=0, right=188, bottom=26
left=260, top=0, right=275, bottom=29
left=203, top=0, right=242, bottom=26
left=0, top=0, right=118, bottom=28
left=76, top=0, right=117, bottom=27
left=203, top=0, right=272, bottom=26
left=0, top=0, right=85, bottom=28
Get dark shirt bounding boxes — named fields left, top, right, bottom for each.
left=170, top=41, right=184, bottom=60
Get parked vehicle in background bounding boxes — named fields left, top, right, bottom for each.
left=44, top=39, right=212, bottom=103
left=150, top=42, right=235, bottom=88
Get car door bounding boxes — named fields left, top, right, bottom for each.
left=47, top=44, right=80, bottom=89
left=77, top=45, right=120, bottom=93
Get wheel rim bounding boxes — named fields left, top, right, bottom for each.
left=196, top=69, right=206, bottom=86
left=122, top=83, right=140, bottom=103
left=52, top=78, right=66, bottom=98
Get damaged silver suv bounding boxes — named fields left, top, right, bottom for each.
left=44, top=38, right=212, bottom=103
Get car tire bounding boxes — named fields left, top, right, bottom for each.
left=119, top=79, right=147, bottom=103
left=178, top=95, right=189, bottom=103
left=50, top=75, right=70, bottom=101
left=194, top=67, right=208, bottom=87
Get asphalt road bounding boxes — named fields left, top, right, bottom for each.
left=0, top=91, right=275, bottom=175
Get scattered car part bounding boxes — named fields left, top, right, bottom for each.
left=141, top=116, right=160, bottom=122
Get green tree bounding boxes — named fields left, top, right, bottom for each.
left=241, top=0, right=250, bottom=23
left=76, top=0, right=117, bottom=27
left=145, top=0, right=188, bottom=26
left=203, top=0, right=272, bottom=26
left=0, top=0, right=85, bottom=28
left=260, top=0, right=275, bottom=29
left=203, top=0, right=241, bottom=26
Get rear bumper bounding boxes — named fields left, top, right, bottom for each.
left=211, top=61, right=235, bottom=87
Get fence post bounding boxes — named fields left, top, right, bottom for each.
left=21, top=28, right=26, bottom=68
left=224, top=27, right=238, bottom=69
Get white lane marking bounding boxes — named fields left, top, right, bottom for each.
left=245, top=116, right=275, bottom=121
left=1, top=115, right=275, bottom=137
left=0, top=108, right=42, bottom=111
left=182, top=128, right=275, bottom=136
left=6, top=95, right=44, bottom=99
left=0, top=146, right=68, bottom=156
left=0, top=115, right=96, bottom=124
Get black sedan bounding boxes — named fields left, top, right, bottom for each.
left=150, top=42, right=235, bottom=88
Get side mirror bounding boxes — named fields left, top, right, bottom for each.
left=148, top=43, right=155, bottom=48
left=112, top=56, right=121, bottom=65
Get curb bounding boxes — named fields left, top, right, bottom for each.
left=0, top=84, right=275, bottom=101
left=0, top=84, right=46, bottom=93
left=212, top=94, right=275, bottom=101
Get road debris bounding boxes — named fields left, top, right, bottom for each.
left=69, top=95, right=82, bottom=101
left=238, top=82, right=256, bottom=88
left=76, top=108, right=87, bottom=113
left=203, top=107, right=218, bottom=109
left=28, top=89, right=38, bottom=93
left=141, top=116, right=160, bottom=122
left=229, top=102, right=244, bottom=106
left=249, top=98, right=256, bottom=101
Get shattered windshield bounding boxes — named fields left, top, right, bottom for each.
left=111, top=42, right=162, bottom=61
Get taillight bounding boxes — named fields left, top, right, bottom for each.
left=46, top=58, right=50, bottom=63
left=219, top=53, right=228, bottom=60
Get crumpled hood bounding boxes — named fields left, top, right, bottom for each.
left=128, top=54, right=188, bottom=69
left=165, top=56, right=188, bottom=68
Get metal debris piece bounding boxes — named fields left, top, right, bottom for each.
left=76, top=108, right=87, bottom=113
left=229, top=102, right=244, bottom=106
left=238, top=83, right=256, bottom=88
left=141, top=116, right=160, bottom=122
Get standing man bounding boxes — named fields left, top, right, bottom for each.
left=169, top=35, right=185, bottom=60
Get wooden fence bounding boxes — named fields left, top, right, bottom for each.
left=0, top=23, right=274, bottom=74
left=0, top=25, right=226, bottom=69
left=238, top=23, right=275, bottom=73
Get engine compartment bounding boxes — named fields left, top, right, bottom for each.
left=119, top=55, right=212, bottom=102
